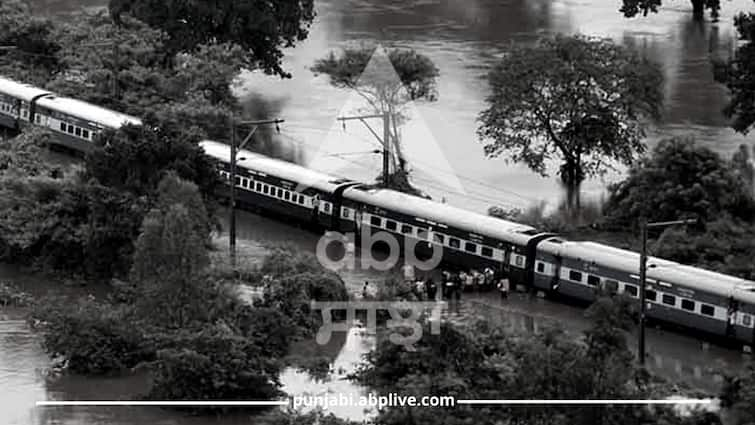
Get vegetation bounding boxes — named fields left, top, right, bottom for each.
left=312, top=46, right=439, bottom=195
left=605, top=137, right=755, bottom=226
left=620, top=0, right=721, bottom=21
left=478, top=35, right=663, bottom=210
left=108, top=0, right=315, bottom=78
left=714, top=5, right=755, bottom=134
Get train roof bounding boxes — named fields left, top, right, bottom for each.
left=35, top=96, right=142, bottom=129
left=0, top=76, right=51, bottom=102
left=556, top=241, right=755, bottom=298
left=343, top=186, right=538, bottom=245
left=199, top=140, right=350, bottom=192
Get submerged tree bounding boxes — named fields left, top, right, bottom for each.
left=714, top=8, right=755, bottom=134
left=312, top=46, right=439, bottom=195
left=620, top=0, right=721, bottom=21
left=478, top=35, right=663, bottom=211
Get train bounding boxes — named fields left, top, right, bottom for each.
left=2, top=74, right=754, bottom=349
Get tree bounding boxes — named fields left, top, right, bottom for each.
left=0, top=0, right=62, bottom=85
left=605, top=137, right=755, bottom=225
left=720, top=361, right=755, bottom=425
left=620, top=0, right=721, bottom=21
left=312, top=46, right=439, bottom=194
left=478, top=35, right=663, bottom=210
left=713, top=9, right=755, bottom=133
left=109, top=0, right=315, bottom=78
left=0, top=129, right=60, bottom=178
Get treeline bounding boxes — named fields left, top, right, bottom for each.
left=493, top=137, right=755, bottom=280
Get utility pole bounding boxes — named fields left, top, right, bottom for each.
left=228, top=117, right=284, bottom=268
left=337, top=112, right=392, bottom=187
left=638, top=217, right=698, bottom=366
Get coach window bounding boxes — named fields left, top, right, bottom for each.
left=481, top=247, right=493, bottom=258
left=75, top=127, right=81, bottom=137
left=681, top=299, right=695, bottom=312
left=67, top=124, right=74, bottom=133
left=284, top=191, right=290, bottom=201
left=433, top=233, right=445, bottom=244
left=587, top=275, right=600, bottom=287
left=662, top=294, right=675, bottom=306
left=646, top=290, right=657, bottom=302
left=370, top=216, right=382, bottom=227
left=386, top=220, right=397, bottom=231
left=299, top=196, right=306, bottom=205
left=449, top=238, right=460, bottom=249
left=36, top=115, right=41, bottom=124
left=624, top=284, right=638, bottom=298
left=401, top=224, right=412, bottom=234
left=701, top=304, right=715, bottom=317
left=465, top=242, right=477, bottom=253
left=60, top=122, right=66, bottom=131
left=536, top=262, right=545, bottom=273
left=569, top=270, right=582, bottom=282
left=743, top=314, right=752, bottom=327
left=82, top=129, right=89, bottom=139
left=342, top=208, right=349, bottom=218
left=234, top=176, right=241, bottom=186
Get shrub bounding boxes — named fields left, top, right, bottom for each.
left=29, top=296, right=152, bottom=374
left=147, top=325, right=282, bottom=406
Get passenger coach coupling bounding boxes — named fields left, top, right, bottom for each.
left=1, top=74, right=752, bottom=349
left=199, top=139, right=755, bottom=349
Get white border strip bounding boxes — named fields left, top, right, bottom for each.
left=457, top=399, right=713, bottom=405
left=36, top=399, right=713, bottom=407
left=36, top=401, right=289, bottom=407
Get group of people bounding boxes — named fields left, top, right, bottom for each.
left=408, top=267, right=511, bottom=303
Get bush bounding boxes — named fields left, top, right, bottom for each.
left=30, top=297, right=152, bottom=374
left=147, top=325, right=282, bottom=406
left=0, top=282, right=33, bottom=307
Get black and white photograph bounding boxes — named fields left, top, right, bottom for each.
left=1, top=0, right=754, bottom=424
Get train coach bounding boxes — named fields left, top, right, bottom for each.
left=0, top=76, right=142, bottom=151
left=199, top=140, right=755, bottom=348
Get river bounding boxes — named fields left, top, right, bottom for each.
left=24, top=0, right=755, bottom=212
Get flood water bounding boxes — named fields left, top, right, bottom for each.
left=3, top=0, right=755, bottom=423
left=1, top=209, right=753, bottom=424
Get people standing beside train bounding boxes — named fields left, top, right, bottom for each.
left=414, top=278, right=425, bottom=300
left=484, top=268, right=496, bottom=291
left=497, top=277, right=510, bottom=301
left=443, top=271, right=454, bottom=301
left=425, top=277, right=437, bottom=301
left=452, top=272, right=463, bottom=313
left=402, top=262, right=415, bottom=283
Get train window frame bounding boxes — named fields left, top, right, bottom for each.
left=385, top=220, right=397, bottom=231
left=681, top=299, right=695, bottom=312
left=433, top=233, right=445, bottom=244
left=646, top=290, right=657, bottom=302
left=255, top=182, right=262, bottom=192
left=481, top=246, right=493, bottom=257
left=449, top=238, right=460, bottom=249
left=700, top=304, right=715, bottom=317
left=662, top=294, right=676, bottom=306
left=299, top=196, right=306, bottom=205
left=342, top=208, right=349, bottom=218
left=323, top=203, right=331, bottom=213
left=515, top=255, right=524, bottom=267
left=465, top=242, right=477, bottom=253
left=370, top=216, right=382, bottom=227
left=60, top=122, right=66, bottom=131
left=536, top=262, right=545, bottom=273
left=263, top=185, right=269, bottom=194
left=624, top=284, right=638, bottom=298
left=284, top=191, right=290, bottom=201
left=743, top=314, right=752, bottom=327
left=234, top=176, right=241, bottom=186
left=75, top=127, right=81, bottom=137
left=82, top=129, right=89, bottom=139
left=587, top=275, right=600, bottom=287
left=569, top=270, right=582, bottom=283
left=401, top=224, right=412, bottom=235
left=67, top=124, right=74, bottom=133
